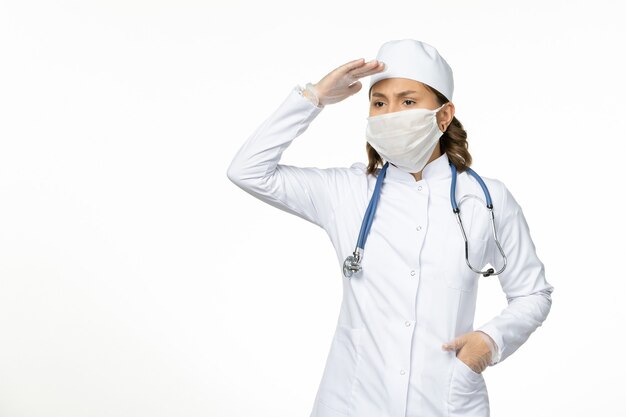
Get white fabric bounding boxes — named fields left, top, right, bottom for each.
left=369, top=39, right=454, bottom=101
left=365, top=103, right=446, bottom=173
left=227, top=86, right=554, bottom=417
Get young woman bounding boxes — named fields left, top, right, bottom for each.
left=227, top=39, right=554, bottom=417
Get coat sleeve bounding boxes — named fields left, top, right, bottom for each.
left=226, top=85, right=354, bottom=231
left=475, top=181, right=554, bottom=366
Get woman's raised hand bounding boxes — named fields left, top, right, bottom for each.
left=309, top=58, right=386, bottom=106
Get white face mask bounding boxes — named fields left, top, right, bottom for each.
left=365, top=103, right=446, bottom=173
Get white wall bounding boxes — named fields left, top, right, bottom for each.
left=1, top=0, right=624, bottom=416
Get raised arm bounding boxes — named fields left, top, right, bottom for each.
left=226, top=58, right=385, bottom=230
left=226, top=85, right=333, bottom=229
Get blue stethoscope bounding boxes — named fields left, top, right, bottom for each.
left=342, top=161, right=508, bottom=278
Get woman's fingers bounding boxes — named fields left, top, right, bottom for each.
left=350, top=61, right=385, bottom=79
left=338, top=58, right=367, bottom=74
left=338, top=58, right=383, bottom=77
left=313, top=58, right=385, bottom=105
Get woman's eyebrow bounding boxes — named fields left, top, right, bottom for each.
left=371, top=90, right=421, bottom=98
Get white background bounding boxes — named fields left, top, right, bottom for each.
left=1, top=1, right=624, bottom=416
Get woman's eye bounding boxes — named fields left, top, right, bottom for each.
left=372, top=100, right=415, bottom=107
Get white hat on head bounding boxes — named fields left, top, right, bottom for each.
left=368, top=39, right=454, bottom=101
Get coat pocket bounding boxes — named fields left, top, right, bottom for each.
left=453, top=355, right=482, bottom=379
left=447, top=355, right=490, bottom=416
left=444, top=237, right=490, bottom=292
left=317, top=325, right=363, bottom=415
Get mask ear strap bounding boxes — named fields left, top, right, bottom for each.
left=437, top=103, right=448, bottom=131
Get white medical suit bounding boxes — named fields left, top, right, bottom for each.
left=226, top=85, right=554, bottom=417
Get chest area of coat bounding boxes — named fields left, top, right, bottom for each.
left=361, top=180, right=489, bottom=267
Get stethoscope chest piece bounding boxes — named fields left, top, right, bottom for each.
left=343, top=252, right=361, bottom=278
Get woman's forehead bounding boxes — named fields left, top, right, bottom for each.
left=370, top=78, right=430, bottom=99
left=372, top=78, right=427, bottom=91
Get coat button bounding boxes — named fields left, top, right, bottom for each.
left=410, top=270, right=416, bottom=276
left=416, top=225, right=422, bottom=231
left=417, top=185, right=423, bottom=191
left=400, top=369, right=406, bottom=375
left=405, top=321, right=411, bottom=327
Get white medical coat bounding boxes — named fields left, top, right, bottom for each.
left=226, top=85, right=554, bottom=417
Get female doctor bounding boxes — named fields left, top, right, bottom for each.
left=227, top=39, right=554, bottom=417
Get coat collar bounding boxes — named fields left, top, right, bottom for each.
left=383, top=152, right=451, bottom=183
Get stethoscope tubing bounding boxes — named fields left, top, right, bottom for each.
left=344, top=160, right=507, bottom=278
left=450, top=163, right=493, bottom=211
left=356, top=161, right=390, bottom=251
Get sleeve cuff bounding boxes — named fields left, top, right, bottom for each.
left=476, top=326, right=503, bottom=365
left=294, top=84, right=325, bottom=109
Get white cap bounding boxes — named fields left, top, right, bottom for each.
left=368, top=39, right=454, bottom=101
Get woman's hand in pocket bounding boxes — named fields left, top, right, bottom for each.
left=442, top=331, right=496, bottom=373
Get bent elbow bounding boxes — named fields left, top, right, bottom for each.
left=226, top=159, right=244, bottom=187
left=226, top=158, right=271, bottom=196
left=539, top=285, right=554, bottom=304
left=507, top=286, right=554, bottom=326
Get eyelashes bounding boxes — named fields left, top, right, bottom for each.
left=373, top=99, right=417, bottom=107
